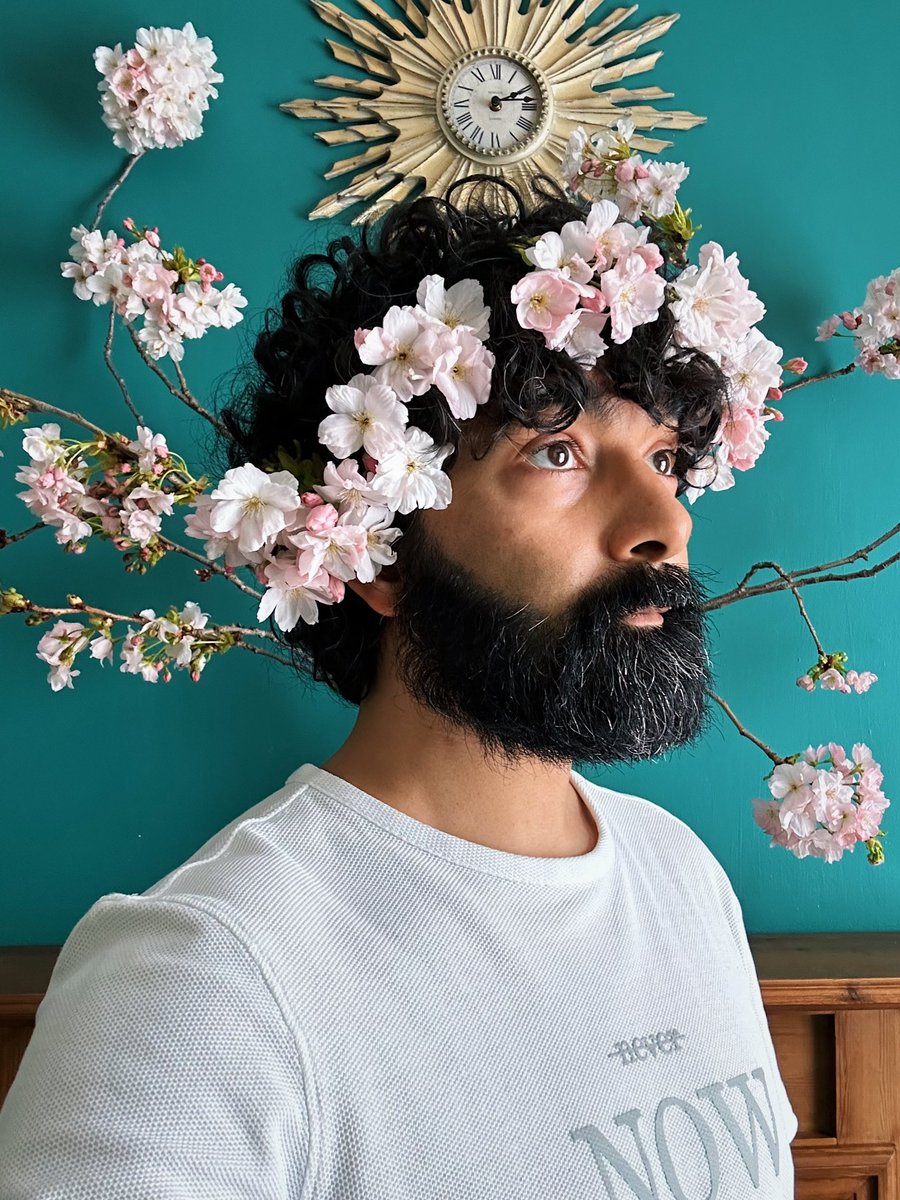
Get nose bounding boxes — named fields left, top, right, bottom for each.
left=604, top=467, right=693, bottom=566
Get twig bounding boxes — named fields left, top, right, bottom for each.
left=781, top=362, right=856, bottom=393
left=748, top=561, right=825, bottom=656
left=103, top=309, right=143, bottom=425
left=705, top=531, right=900, bottom=612
left=0, top=522, right=45, bottom=549
left=235, top=641, right=296, bottom=669
left=2, top=386, right=121, bottom=448
left=124, top=322, right=230, bottom=438
left=706, top=690, right=786, bottom=766
left=3, top=593, right=278, bottom=642
left=791, top=522, right=900, bottom=579
left=91, top=151, right=146, bottom=231
left=155, top=535, right=264, bottom=600
left=122, top=320, right=184, bottom=398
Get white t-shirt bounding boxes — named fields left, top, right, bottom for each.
left=0, top=763, right=798, bottom=1198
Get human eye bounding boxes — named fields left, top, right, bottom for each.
left=526, top=438, right=581, bottom=472
left=650, top=447, right=679, bottom=478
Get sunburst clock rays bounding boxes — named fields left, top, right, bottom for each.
left=281, top=0, right=705, bottom=224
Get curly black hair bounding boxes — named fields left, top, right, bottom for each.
left=206, top=173, right=727, bottom=706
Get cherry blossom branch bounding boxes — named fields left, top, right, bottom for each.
left=103, top=308, right=143, bottom=425
left=2, top=592, right=276, bottom=641
left=703, top=524, right=900, bottom=611
left=0, top=386, right=264, bottom=601
left=0, top=590, right=291, bottom=670
left=123, top=321, right=230, bottom=437
left=91, top=151, right=146, bottom=232
left=706, top=690, right=787, bottom=766
left=781, top=362, right=856, bottom=393
left=2, top=386, right=117, bottom=448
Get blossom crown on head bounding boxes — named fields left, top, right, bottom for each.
left=197, top=118, right=782, bottom=633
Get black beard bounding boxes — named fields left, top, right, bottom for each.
left=390, top=520, right=714, bottom=769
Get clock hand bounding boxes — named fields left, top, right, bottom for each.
left=487, top=88, right=537, bottom=111
left=494, top=87, right=534, bottom=102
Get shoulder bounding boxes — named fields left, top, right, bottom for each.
left=575, top=770, right=732, bottom=885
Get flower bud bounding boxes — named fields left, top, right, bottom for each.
left=783, top=356, right=808, bottom=374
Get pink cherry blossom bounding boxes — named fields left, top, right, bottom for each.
left=819, top=667, right=851, bottom=693
left=351, top=505, right=402, bottom=584
left=314, top=459, right=390, bottom=519
left=509, top=270, right=580, bottom=336
left=547, top=309, right=609, bottom=367
left=370, top=426, right=454, bottom=514
left=599, top=252, right=665, bottom=343
left=257, top=557, right=338, bottom=630
left=293, top=519, right=368, bottom=583
left=783, top=356, right=808, bottom=374
left=845, top=669, right=878, bottom=693
left=524, top=227, right=596, bottom=287
left=815, top=314, right=840, bottom=340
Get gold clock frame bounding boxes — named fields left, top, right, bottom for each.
left=280, top=0, right=706, bottom=224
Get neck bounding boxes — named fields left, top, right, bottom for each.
left=320, top=636, right=599, bottom=859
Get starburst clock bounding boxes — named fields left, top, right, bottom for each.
left=280, top=0, right=705, bottom=224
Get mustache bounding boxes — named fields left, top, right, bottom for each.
left=532, top=560, right=709, bottom=640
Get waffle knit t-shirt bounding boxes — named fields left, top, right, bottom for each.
left=0, top=763, right=798, bottom=1198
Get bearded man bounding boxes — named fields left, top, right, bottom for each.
left=0, top=176, right=798, bottom=1198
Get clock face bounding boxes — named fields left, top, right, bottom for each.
left=440, top=50, right=549, bottom=160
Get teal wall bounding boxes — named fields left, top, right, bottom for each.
left=2, top=0, right=898, bottom=944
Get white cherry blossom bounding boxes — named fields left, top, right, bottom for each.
left=207, top=463, right=302, bottom=555
left=371, top=427, right=453, bottom=514
left=415, top=275, right=490, bottom=339
left=318, top=373, right=408, bottom=459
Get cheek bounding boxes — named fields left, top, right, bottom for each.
left=426, top=500, right=603, bottom=611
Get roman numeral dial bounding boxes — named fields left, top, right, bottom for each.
left=439, top=48, right=549, bottom=161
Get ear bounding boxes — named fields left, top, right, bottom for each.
left=345, top=564, right=400, bottom=618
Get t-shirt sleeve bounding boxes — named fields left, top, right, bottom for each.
left=708, top=858, right=800, bottom=1142
left=0, top=893, right=314, bottom=1198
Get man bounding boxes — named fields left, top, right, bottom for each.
left=0, top=177, right=798, bottom=1197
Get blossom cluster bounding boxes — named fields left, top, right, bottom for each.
left=671, top=243, right=784, bottom=501
left=528, top=122, right=786, bottom=503
left=796, top=649, right=878, bottom=694
left=61, top=220, right=246, bottom=362
left=93, top=22, right=223, bottom=154
left=34, top=602, right=216, bottom=691
left=510, top=198, right=666, bottom=366
left=816, top=267, right=900, bottom=380
left=15, top=421, right=183, bottom=551
left=561, top=118, right=689, bottom=222
left=753, top=744, right=890, bottom=863
left=184, top=275, right=494, bottom=630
